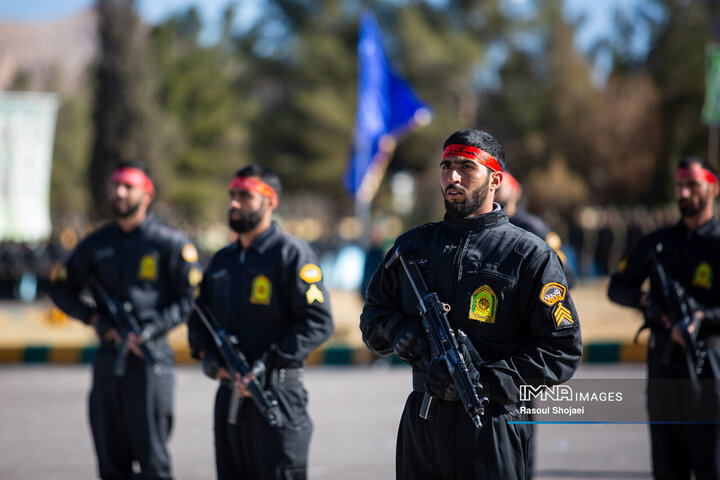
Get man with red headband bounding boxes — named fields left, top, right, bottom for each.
left=608, top=157, right=720, bottom=479
left=187, top=164, right=333, bottom=480
left=361, top=129, right=582, bottom=479
left=50, top=161, right=201, bottom=480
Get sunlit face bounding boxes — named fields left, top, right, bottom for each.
left=227, top=179, right=268, bottom=233
left=110, top=181, right=148, bottom=218
left=674, top=164, right=715, bottom=218
left=440, top=156, right=499, bottom=218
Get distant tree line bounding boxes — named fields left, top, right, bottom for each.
left=37, top=0, right=717, bottom=233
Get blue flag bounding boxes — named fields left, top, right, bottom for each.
left=344, top=12, right=432, bottom=203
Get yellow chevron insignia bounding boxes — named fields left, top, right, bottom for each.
left=553, top=302, right=574, bottom=329
left=469, top=285, right=497, bottom=324
left=306, top=284, right=325, bottom=304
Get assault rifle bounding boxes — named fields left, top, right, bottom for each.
left=650, top=243, right=706, bottom=376
left=385, top=245, right=489, bottom=428
left=89, top=278, right=159, bottom=377
left=192, top=301, right=283, bottom=427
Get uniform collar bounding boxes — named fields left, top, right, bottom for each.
left=676, top=216, right=720, bottom=237
left=442, top=203, right=508, bottom=231
left=238, top=221, right=282, bottom=254
left=112, top=214, right=152, bottom=235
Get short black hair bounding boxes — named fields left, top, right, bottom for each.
left=442, top=129, right=506, bottom=172
left=234, top=164, right=282, bottom=198
left=114, top=161, right=153, bottom=183
left=678, top=156, right=719, bottom=179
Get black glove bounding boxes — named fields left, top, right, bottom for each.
left=425, top=345, right=481, bottom=402
left=392, top=322, right=428, bottom=369
left=201, top=350, right=222, bottom=380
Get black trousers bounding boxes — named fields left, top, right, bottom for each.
left=396, top=392, right=531, bottom=480
left=89, top=346, right=174, bottom=480
left=213, top=382, right=312, bottom=480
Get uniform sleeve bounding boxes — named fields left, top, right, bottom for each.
left=270, top=244, right=334, bottom=367
left=607, top=236, right=652, bottom=310
left=359, top=245, right=415, bottom=356
left=48, top=238, right=95, bottom=324
left=479, top=251, right=582, bottom=405
left=148, top=236, right=202, bottom=338
left=186, top=267, right=215, bottom=359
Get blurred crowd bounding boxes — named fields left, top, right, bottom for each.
left=0, top=204, right=684, bottom=302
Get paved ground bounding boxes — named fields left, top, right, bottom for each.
left=0, top=363, right=651, bottom=480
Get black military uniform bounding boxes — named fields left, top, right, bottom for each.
left=361, top=207, right=582, bottom=480
left=608, top=218, right=720, bottom=479
left=51, top=216, right=200, bottom=480
left=187, top=221, right=333, bottom=480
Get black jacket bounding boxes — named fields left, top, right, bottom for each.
left=50, top=216, right=201, bottom=345
left=608, top=217, right=720, bottom=377
left=187, top=222, right=334, bottom=368
left=361, top=207, right=582, bottom=407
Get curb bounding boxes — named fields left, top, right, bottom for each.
left=0, top=342, right=646, bottom=366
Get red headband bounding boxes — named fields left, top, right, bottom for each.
left=442, top=144, right=502, bottom=172
left=228, top=176, right=278, bottom=199
left=675, top=165, right=718, bottom=185
left=111, top=167, right=154, bottom=193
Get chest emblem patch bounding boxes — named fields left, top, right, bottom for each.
left=469, top=285, right=497, bottom=324
left=300, top=264, right=322, bottom=284
left=250, top=275, right=272, bottom=305
left=138, top=254, right=158, bottom=281
left=691, top=262, right=713, bottom=290
left=182, top=244, right=199, bottom=263
left=306, top=284, right=325, bottom=304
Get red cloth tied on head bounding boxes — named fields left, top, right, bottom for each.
left=111, top=167, right=154, bottom=193
left=502, top=171, right=520, bottom=191
left=675, top=165, right=718, bottom=185
left=228, top=176, right=278, bottom=199
left=442, top=144, right=502, bottom=172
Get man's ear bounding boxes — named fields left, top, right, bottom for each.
left=267, top=195, right=279, bottom=211
left=489, top=171, right=503, bottom=191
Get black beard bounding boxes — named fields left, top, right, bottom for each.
left=444, top=176, right=491, bottom=218
left=679, top=195, right=708, bottom=218
left=228, top=207, right=264, bottom=233
left=112, top=199, right=142, bottom=219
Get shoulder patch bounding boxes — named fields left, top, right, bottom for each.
left=545, top=232, right=562, bottom=250
left=540, top=282, right=566, bottom=306
left=469, top=285, right=497, bottom=324
left=182, top=244, right=199, bottom=263
left=299, top=264, right=322, bottom=283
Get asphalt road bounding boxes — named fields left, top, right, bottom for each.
left=0, top=363, right=652, bottom=480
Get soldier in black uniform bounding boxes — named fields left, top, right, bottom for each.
left=608, top=157, right=720, bottom=480
left=50, top=162, right=201, bottom=480
left=361, top=129, right=582, bottom=480
left=187, top=165, right=334, bottom=480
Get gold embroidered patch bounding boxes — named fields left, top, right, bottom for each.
left=188, top=268, right=203, bottom=287
left=300, top=264, right=322, bottom=284
left=540, top=282, right=566, bottom=306
left=692, top=262, right=713, bottom=289
left=182, top=244, right=199, bottom=263
left=553, top=303, right=575, bottom=328
left=469, top=285, right=497, bottom=324
left=51, top=264, right=67, bottom=282
left=138, top=255, right=158, bottom=281
left=250, top=275, right=272, bottom=305
left=306, top=284, right=325, bottom=304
